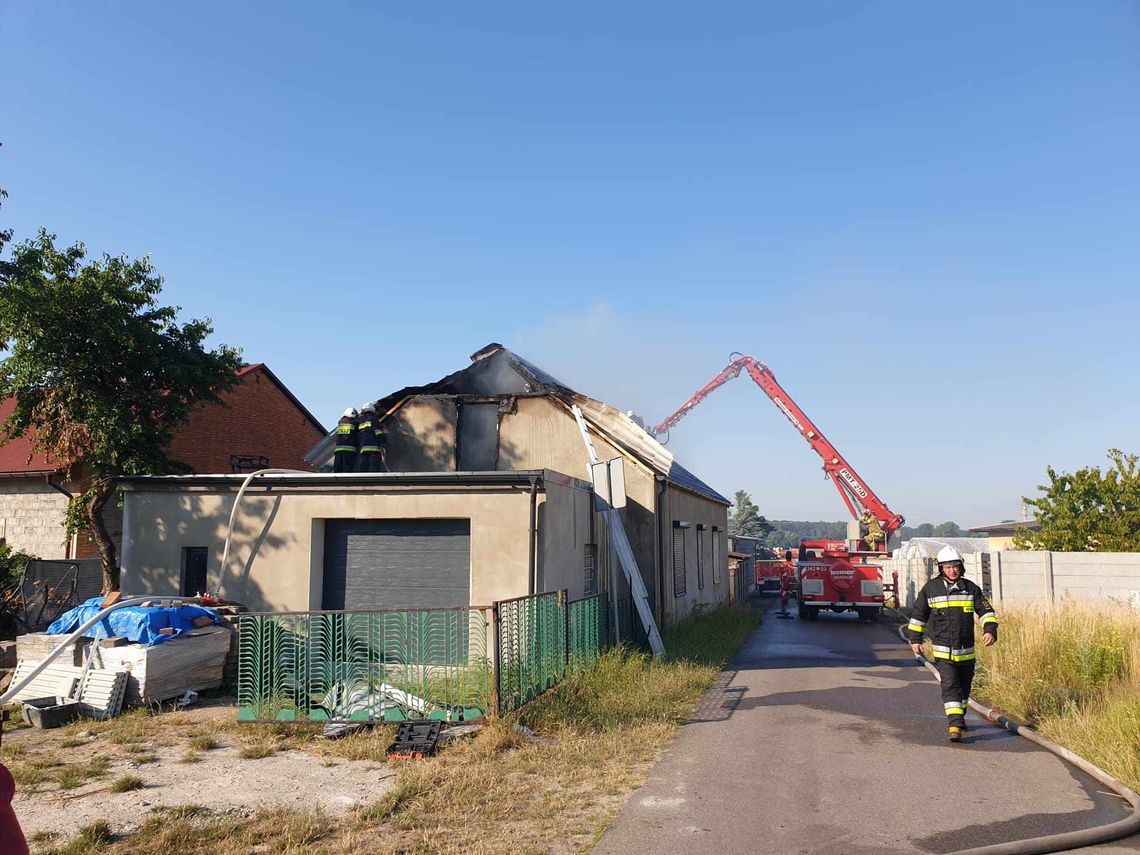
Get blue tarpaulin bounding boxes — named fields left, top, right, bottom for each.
left=46, top=597, right=222, bottom=646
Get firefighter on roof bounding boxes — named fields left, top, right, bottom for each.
left=333, top=407, right=358, bottom=473
left=357, top=402, right=384, bottom=472
left=906, top=546, right=998, bottom=742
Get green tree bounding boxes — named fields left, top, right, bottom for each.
left=0, top=207, right=243, bottom=591
left=728, top=490, right=773, bottom=540
left=1013, top=449, right=1140, bottom=552
left=933, top=521, right=964, bottom=537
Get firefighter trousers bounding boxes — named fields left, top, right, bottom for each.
left=936, top=659, right=975, bottom=728
left=333, top=450, right=356, bottom=473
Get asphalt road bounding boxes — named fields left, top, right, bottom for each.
left=595, top=602, right=1139, bottom=855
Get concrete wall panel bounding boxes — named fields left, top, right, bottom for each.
left=121, top=486, right=535, bottom=612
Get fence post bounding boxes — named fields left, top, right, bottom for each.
left=1043, top=551, right=1055, bottom=605
left=491, top=602, right=502, bottom=715
left=562, top=589, right=570, bottom=674
left=993, top=552, right=1004, bottom=607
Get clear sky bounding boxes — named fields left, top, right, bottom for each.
left=3, top=2, right=1139, bottom=527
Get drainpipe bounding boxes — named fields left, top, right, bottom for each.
left=528, top=477, right=539, bottom=595
left=44, top=475, right=73, bottom=500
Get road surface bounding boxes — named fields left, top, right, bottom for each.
left=596, top=602, right=1138, bottom=855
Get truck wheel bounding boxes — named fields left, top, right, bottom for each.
left=797, top=604, right=808, bottom=620
left=806, top=606, right=819, bottom=621
left=857, top=607, right=881, bottom=622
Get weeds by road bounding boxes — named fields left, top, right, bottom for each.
left=973, top=600, right=1140, bottom=791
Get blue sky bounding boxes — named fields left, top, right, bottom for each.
left=3, top=2, right=1139, bottom=526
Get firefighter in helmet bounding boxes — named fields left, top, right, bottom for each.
left=333, top=407, right=358, bottom=473
left=356, top=402, right=385, bottom=472
left=860, top=511, right=885, bottom=550
left=906, top=546, right=998, bottom=742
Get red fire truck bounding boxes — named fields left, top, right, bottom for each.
left=650, top=354, right=904, bottom=622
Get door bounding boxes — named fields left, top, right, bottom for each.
left=321, top=519, right=471, bottom=611
left=181, top=547, right=208, bottom=597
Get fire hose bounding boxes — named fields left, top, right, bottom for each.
left=895, top=623, right=1140, bottom=855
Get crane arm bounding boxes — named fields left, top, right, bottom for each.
left=650, top=355, right=904, bottom=543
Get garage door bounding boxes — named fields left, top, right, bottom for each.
left=321, top=519, right=471, bottom=611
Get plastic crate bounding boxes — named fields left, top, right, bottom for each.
left=21, top=696, right=80, bottom=730
left=386, top=720, right=442, bottom=759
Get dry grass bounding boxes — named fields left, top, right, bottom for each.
left=974, top=600, right=1140, bottom=790
left=238, top=742, right=276, bottom=760
left=33, top=603, right=762, bottom=854
left=4, top=746, right=110, bottom=795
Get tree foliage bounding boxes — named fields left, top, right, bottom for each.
left=0, top=196, right=243, bottom=591
left=728, top=490, right=773, bottom=540
left=762, top=519, right=969, bottom=549
left=1013, top=449, right=1140, bottom=552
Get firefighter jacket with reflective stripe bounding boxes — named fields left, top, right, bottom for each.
left=357, top=414, right=383, bottom=453
left=334, top=416, right=358, bottom=453
left=905, top=575, right=998, bottom=661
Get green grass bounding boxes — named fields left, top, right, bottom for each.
left=974, top=601, right=1140, bottom=790
left=187, top=734, right=217, bottom=752
left=38, top=819, right=114, bottom=855
left=110, top=774, right=144, bottom=793
left=661, top=603, right=763, bottom=666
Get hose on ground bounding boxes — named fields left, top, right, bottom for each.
left=895, top=622, right=1140, bottom=855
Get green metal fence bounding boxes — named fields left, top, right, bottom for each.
left=495, top=591, right=566, bottom=712
left=237, top=607, right=494, bottom=722
left=568, top=594, right=608, bottom=672
left=237, top=592, right=613, bottom=722
left=496, top=592, right=610, bottom=712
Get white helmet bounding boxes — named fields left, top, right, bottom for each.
left=360, top=402, right=376, bottom=413
left=341, top=407, right=358, bottom=419
left=936, top=545, right=964, bottom=566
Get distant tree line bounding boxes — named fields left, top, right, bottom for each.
left=760, top=519, right=969, bottom=550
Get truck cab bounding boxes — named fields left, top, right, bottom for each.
left=795, top=541, right=884, bottom=622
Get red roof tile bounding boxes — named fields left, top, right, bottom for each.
left=0, top=398, right=55, bottom=474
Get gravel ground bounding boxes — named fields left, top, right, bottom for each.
left=5, top=701, right=398, bottom=843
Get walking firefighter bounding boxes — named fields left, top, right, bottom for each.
left=906, top=545, right=998, bottom=742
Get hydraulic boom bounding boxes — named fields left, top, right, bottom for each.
left=650, top=354, right=904, bottom=550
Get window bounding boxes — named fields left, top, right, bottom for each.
left=457, top=403, right=499, bottom=470
left=696, top=525, right=706, bottom=590
left=181, top=547, right=209, bottom=597
left=584, top=544, right=598, bottom=596
left=672, top=522, right=688, bottom=597
left=712, top=526, right=722, bottom=584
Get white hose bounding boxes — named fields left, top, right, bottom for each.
left=218, top=468, right=311, bottom=584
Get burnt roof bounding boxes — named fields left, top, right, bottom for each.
left=317, top=343, right=729, bottom=506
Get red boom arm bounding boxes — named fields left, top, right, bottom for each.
left=650, top=355, right=904, bottom=543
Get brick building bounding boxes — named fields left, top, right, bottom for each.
left=0, top=364, right=325, bottom=560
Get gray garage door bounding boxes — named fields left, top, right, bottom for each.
left=321, top=519, right=471, bottom=611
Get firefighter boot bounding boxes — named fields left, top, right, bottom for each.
left=948, top=726, right=963, bottom=743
